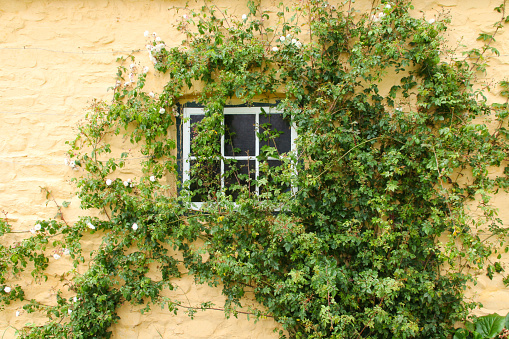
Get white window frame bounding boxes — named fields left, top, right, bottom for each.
left=182, top=106, right=297, bottom=209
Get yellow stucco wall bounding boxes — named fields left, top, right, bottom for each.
left=0, top=0, right=508, bottom=337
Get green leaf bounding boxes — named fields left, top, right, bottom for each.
left=466, top=321, right=476, bottom=332
left=477, top=33, right=493, bottom=41
left=386, top=180, right=398, bottom=192
left=453, top=328, right=469, bottom=339
left=284, top=242, right=292, bottom=252
left=62, top=201, right=71, bottom=208
left=475, top=314, right=505, bottom=338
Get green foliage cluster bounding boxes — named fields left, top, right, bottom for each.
left=1, top=0, right=509, bottom=338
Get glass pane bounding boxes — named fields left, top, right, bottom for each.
left=190, top=114, right=221, bottom=155
left=259, top=160, right=290, bottom=194
left=259, top=114, right=291, bottom=155
left=267, top=160, right=283, bottom=168
left=189, top=159, right=220, bottom=202
left=224, top=114, right=256, bottom=156
left=224, top=160, right=256, bottom=200
left=190, top=115, right=204, bottom=155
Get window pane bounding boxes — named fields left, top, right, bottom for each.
left=267, top=160, right=282, bottom=168
left=190, top=115, right=204, bottom=155
left=189, top=159, right=221, bottom=202
left=224, top=114, right=256, bottom=156
left=259, top=160, right=290, bottom=193
left=224, top=160, right=256, bottom=200
left=259, top=114, right=291, bottom=155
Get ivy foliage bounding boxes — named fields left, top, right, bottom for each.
left=2, top=0, right=509, bottom=338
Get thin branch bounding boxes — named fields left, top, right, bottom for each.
left=41, top=187, right=69, bottom=227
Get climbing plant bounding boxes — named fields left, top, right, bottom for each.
left=2, top=0, right=509, bottom=338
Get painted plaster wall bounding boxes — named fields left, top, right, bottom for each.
left=0, top=0, right=508, bottom=337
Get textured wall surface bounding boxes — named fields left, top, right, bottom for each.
left=0, top=0, right=508, bottom=337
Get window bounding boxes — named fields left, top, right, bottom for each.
left=182, top=106, right=296, bottom=208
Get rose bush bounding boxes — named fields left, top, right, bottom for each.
left=1, top=0, right=509, bottom=338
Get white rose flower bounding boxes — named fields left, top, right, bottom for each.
left=295, top=41, right=302, bottom=48
left=16, top=311, right=20, bottom=317
left=292, top=38, right=297, bottom=44
left=143, top=66, right=149, bottom=74
left=132, top=223, right=138, bottom=231
left=372, top=14, right=380, bottom=22
left=149, top=175, right=156, bottom=182
left=146, top=44, right=153, bottom=51
left=144, top=30, right=149, bottom=37
left=385, top=4, right=391, bottom=9
left=159, top=108, right=166, bottom=114
left=150, top=55, right=157, bottom=64
left=4, top=286, right=11, bottom=293
left=123, top=180, right=129, bottom=187
left=428, top=18, right=435, bottom=24
left=34, top=223, right=41, bottom=231
left=69, top=160, right=76, bottom=168
left=86, top=222, right=95, bottom=230
left=156, top=37, right=162, bottom=42
left=242, top=14, right=247, bottom=20
left=378, top=12, right=386, bottom=19
left=286, top=34, right=291, bottom=39
left=129, top=63, right=136, bottom=69
left=53, top=253, right=61, bottom=260
left=280, top=36, right=285, bottom=42
left=154, top=43, right=166, bottom=52
left=73, top=296, right=78, bottom=303
left=149, top=92, right=155, bottom=98
left=183, top=14, right=188, bottom=19
left=124, top=81, right=131, bottom=87
left=272, top=46, right=279, bottom=52
left=152, top=32, right=157, bottom=37
left=106, top=178, right=112, bottom=186
left=63, top=248, right=71, bottom=255
left=68, top=309, right=72, bottom=315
